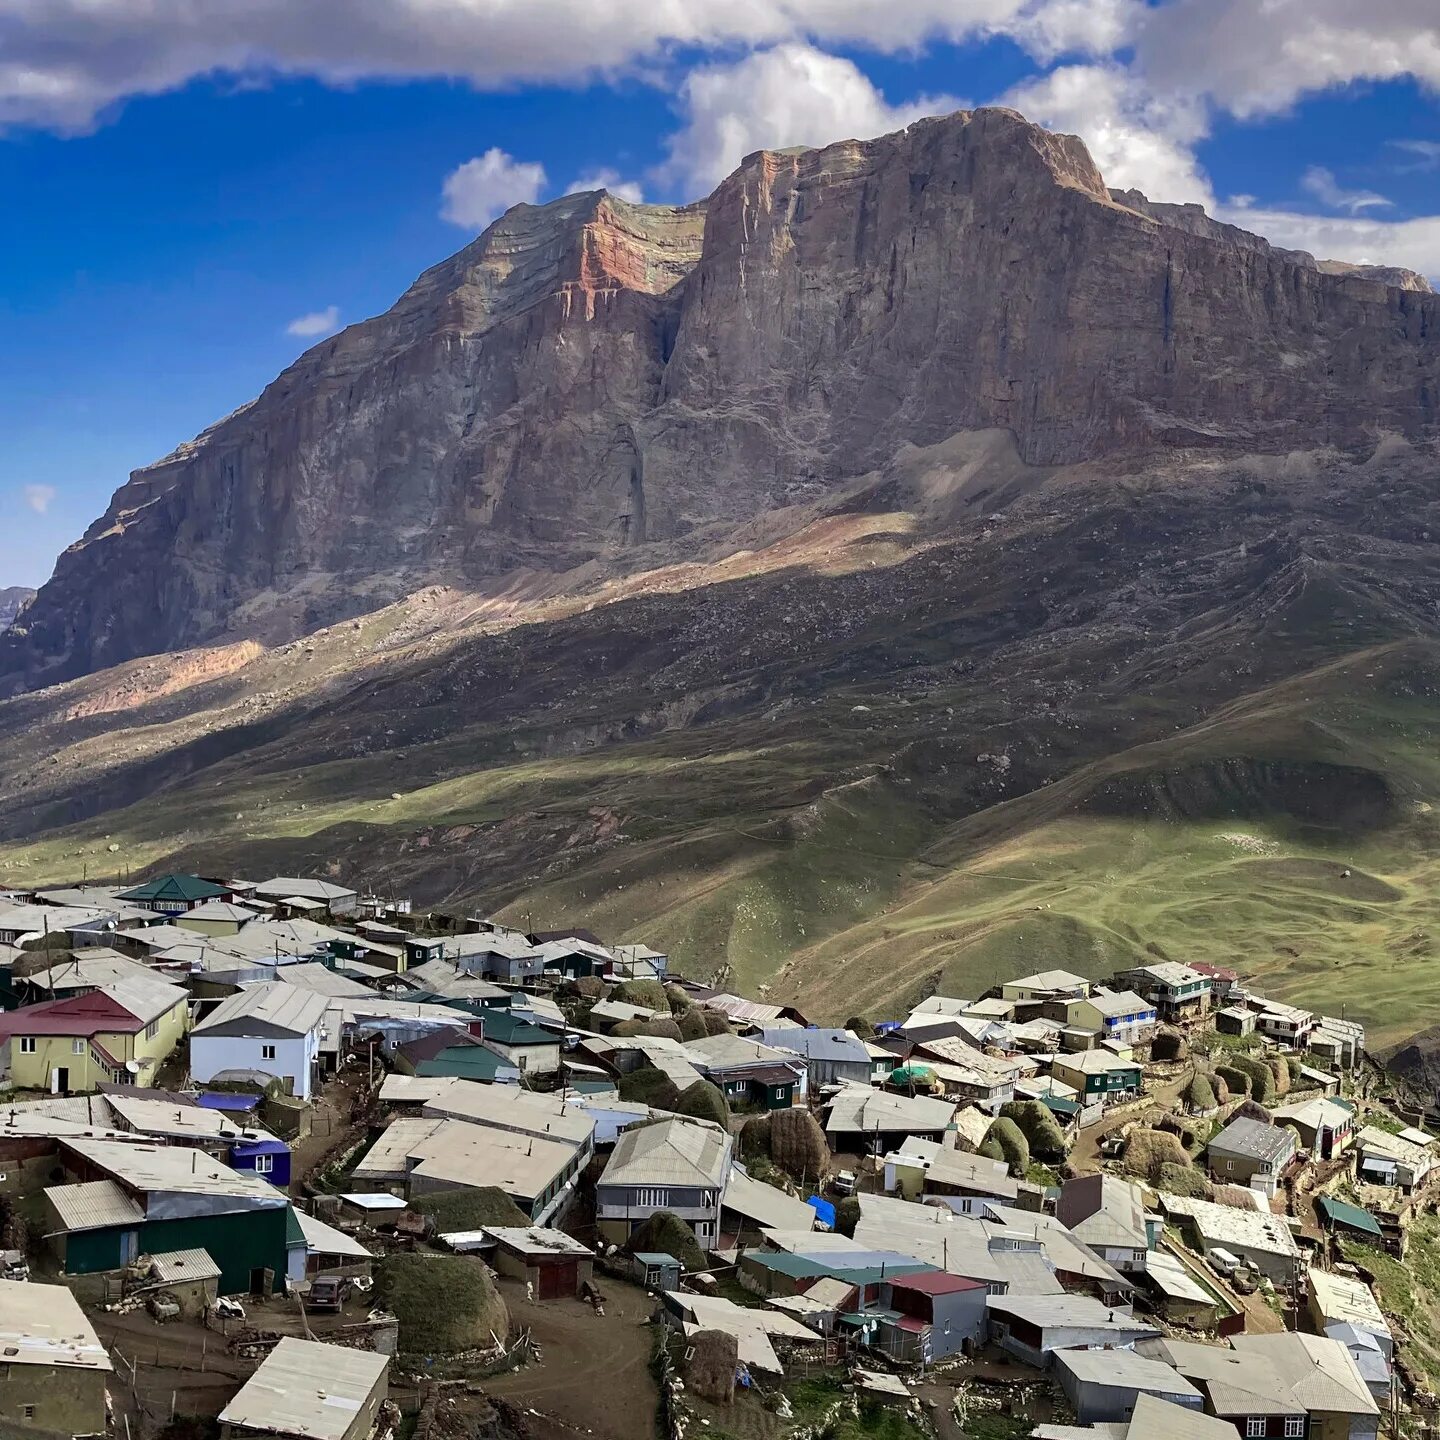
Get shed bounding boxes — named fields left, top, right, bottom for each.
left=219, top=1338, right=388, bottom=1440
left=486, top=1227, right=594, bottom=1298
left=632, top=1252, right=682, bottom=1291
left=1055, top=1347, right=1204, bottom=1424
left=143, top=1248, right=222, bottom=1317
left=1314, top=1196, right=1383, bottom=1241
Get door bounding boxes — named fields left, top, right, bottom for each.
left=120, top=1230, right=140, bottom=1264
left=53, top=1067, right=69, bottom=1094
left=538, top=1260, right=576, bottom=1300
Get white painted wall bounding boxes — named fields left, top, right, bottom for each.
left=190, top=1028, right=319, bottom=1100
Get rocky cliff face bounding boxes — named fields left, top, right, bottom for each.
left=0, top=587, right=34, bottom=632
left=6, top=106, right=1440, bottom=691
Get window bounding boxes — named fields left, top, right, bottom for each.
left=252, top=1154, right=274, bottom=1174
left=21, top=1407, right=34, bottom=1421
left=1246, top=1421, right=1266, bottom=1438
left=18, top=1037, right=35, bottom=1054
left=73, top=1038, right=86, bottom=1055
left=1284, top=1421, right=1304, bottom=1439
left=635, top=1188, right=669, bottom=1209
left=260, top=1044, right=277, bottom=1060
left=1226, top=1160, right=1234, bottom=1172
left=145, top=1019, right=159, bottom=1040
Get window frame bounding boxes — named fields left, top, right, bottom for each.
left=18, top=1036, right=36, bottom=1054
left=260, top=1043, right=277, bottom=1060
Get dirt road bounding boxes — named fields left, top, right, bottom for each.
left=1069, top=1071, right=1191, bottom=1174
left=484, top=1276, right=659, bottom=1440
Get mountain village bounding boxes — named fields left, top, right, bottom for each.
left=0, top=871, right=1434, bottom=1440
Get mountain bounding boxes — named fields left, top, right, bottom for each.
left=3, top=107, right=1440, bottom=1047
left=0, top=587, right=34, bottom=631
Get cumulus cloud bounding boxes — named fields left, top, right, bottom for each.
left=286, top=305, right=340, bottom=337
left=1300, top=166, right=1391, bottom=215
left=22, top=484, right=56, bottom=515
left=0, top=0, right=1094, bottom=133
left=661, top=42, right=962, bottom=191
left=570, top=168, right=644, bottom=203
left=1002, top=63, right=1214, bottom=205
left=1212, top=203, right=1440, bottom=279
left=441, top=147, right=547, bottom=229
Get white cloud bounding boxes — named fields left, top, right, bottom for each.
left=285, top=304, right=340, bottom=337
left=570, top=168, right=644, bottom=203
left=441, top=147, right=547, bottom=229
left=1132, top=0, right=1440, bottom=120
left=22, top=484, right=56, bottom=515
left=1391, top=138, right=1440, bottom=170
left=1300, top=166, right=1391, bottom=215
left=660, top=42, right=962, bottom=192
left=1212, top=203, right=1440, bottom=279
left=1001, top=63, right=1215, bottom=205
left=0, top=1, right=1100, bottom=133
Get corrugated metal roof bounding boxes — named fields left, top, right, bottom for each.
left=149, top=1248, right=222, bottom=1284
left=45, top=1178, right=145, bottom=1231
left=602, top=1115, right=731, bottom=1189
left=1315, top=1196, right=1383, bottom=1238
left=0, top=1279, right=114, bottom=1371
left=219, top=1337, right=387, bottom=1440
left=193, top=980, right=329, bottom=1035
left=296, top=1209, right=373, bottom=1260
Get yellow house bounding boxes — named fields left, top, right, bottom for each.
left=0, top=976, right=190, bottom=1093
left=175, top=901, right=257, bottom=937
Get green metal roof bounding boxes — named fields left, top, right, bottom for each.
left=1040, top=1094, right=1081, bottom=1117
left=118, top=873, right=227, bottom=903
left=1316, top=1196, right=1383, bottom=1238
left=284, top=1205, right=306, bottom=1248
left=477, top=1011, right=554, bottom=1046
left=415, top=1048, right=512, bottom=1081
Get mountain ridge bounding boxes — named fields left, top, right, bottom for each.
left=6, top=105, right=1440, bottom=693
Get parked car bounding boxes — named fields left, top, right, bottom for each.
left=831, top=1170, right=857, bottom=1196
left=307, top=1276, right=348, bottom=1312
left=1207, top=1247, right=1242, bottom=1278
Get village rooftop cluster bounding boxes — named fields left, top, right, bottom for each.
left=0, top=871, right=1427, bottom=1440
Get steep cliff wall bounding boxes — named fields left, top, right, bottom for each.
left=5, top=106, right=1439, bottom=691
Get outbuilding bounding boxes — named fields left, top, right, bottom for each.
left=486, top=1226, right=595, bottom=1298
left=219, top=1338, right=388, bottom=1440
left=0, top=1278, right=112, bottom=1437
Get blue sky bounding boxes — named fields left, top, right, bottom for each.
left=3, top=1, right=1439, bottom=588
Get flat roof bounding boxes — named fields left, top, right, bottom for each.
left=484, top=1227, right=594, bottom=1258
left=0, top=1279, right=113, bottom=1371
left=59, top=1137, right=287, bottom=1204
left=338, top=1193, right=407, bottom=1210
left=296, top=1209, right=373, bottom=1259
left=219, top=1337, right=388, bottom=1440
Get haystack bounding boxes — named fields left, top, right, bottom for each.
left=1120, top=1128, right=1190, bottom=1183
left=768, top=1108, right=829, bottom=1182
left=412, top=1187, right=529, bottom=1232
left=637, top=1016, right=683, bottom=1041
left=686, top=1330, right=739, bottom=1404
left=984, top=1117, right=1031, bottom=1177
left=1215, top=1063, right=1251, bottom=1098
left=376, top=1255, right=509, bottom=1355
left=1151, top=1029, right=1188, bottom=1062
left=675, top=1080, right=730, bottom=1129
left=628, top=1211, right=706, bottom=1271
left=617, top=1065, right=682, bottom=1110
left=613, top=978, right=669, bottom=1011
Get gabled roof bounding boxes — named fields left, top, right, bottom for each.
left=825, top=1086, right=956, bottom=1135
left=1315, top=1196, right=1382, bottom=1238
left=252, top=877, right=358, bottom=902
left=1230, top=1332, right=1379, bottom=1417
left=758, top=1027, right=870, bottom=1064
left=179, top=902, right=258, bottom=924
left=476, top=1010, right=555, bottom=1046
left=118, top=874, right=228, bottom=904
left=0, top=990, right=144, bottom=1040
left=1053, top=1049, right=1141, bottom=1075
left=45, top=1178, right=145, bottom=1231
left=602, top=1115, right=731, bottom=1190
left=1084, top=989, right=1155, bottom=1018
left=193, top=981, right=330, bottom=1036
left=1208, top=1117, right=1295, bottom=1164
left=1005, top=969, right=1089, bottom=993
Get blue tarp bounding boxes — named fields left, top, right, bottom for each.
left=807, top=1195, right=837, bottom=1228
left=197, top=1092, right=260, bottom=1111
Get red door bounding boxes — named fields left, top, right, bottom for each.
left=538, top=1260, right=577, bottom=1299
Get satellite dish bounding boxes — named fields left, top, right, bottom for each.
left=125, top=1060, right=140, bottom=1075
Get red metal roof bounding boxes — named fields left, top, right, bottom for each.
left=0, top=991, right=144, bottom=1039
left=888, top=1270, right=986, bottom=1296
left=895, top=1315, right=926, bottom=1333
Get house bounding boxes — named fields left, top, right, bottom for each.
left=117, top=873, right=232, bottom=915
left=1050, top=1049, right=1142, bottom=1101
left=983, top=1294, right=1158, bottom=1368
left=1138, top=1338, right=1312, bottom=1438
left=1158, top=1194, right=1302, bottom=1284
left=1355, top=1125, right=1438, bottom=1190
left=1206, top=1117, right=1298, bottom=1195
left=1189, top=962, right=1240, bottom=1000
left=531, top=936, right=613, bottom=979
left=719, top=1166, right=818, bottom=1244
left=1055, top=1175, right=1150, bottom=1274
left=1144, top=1248, right=1225, bottom=1329
left=486, top=1227, right=595, bottom=1298
left=418, top=1079, right=595, bottom=1160
left=1000, top=971, right=1091, bottom=1005
left=400, top=960, right=511, bottom=1007
left=175, top=902, right=259, bottom=937
left=613, top=943, right=669, bottom=979
left=663, top=1291, right=822, bottom=1375
left=1230, top=1332, right=1380, bottom=1439
left=471, top=1010, right=561, bottom=1076
left=0, top=977, right=190, bottom=1092
left=596, top=1115, right=732, bottom=1247
left=683, top=1033, right=805, bottom=1108
left=1307, top=1268, right=1393, bottom=1402
left=1035, top=1395, right=1238, bottom=1440
left=907, top=1037, right=1021, bottom=1113
left=737, top=1244, right=934, bottom=1302
left=1272, top=1097, right=1356, bottom=1160
left=1215, top=1005, right=1258, bottom=1037
left=190, top=983, right=328, bottom=1100
left=1055, top=1348, right=1204, bottom=1424
left=18, top=949, right=158, bottom=1004
left=251, top=878, right=360, bottom=918
left=824, top=1086, right=955, bottom=1152
left=867, top=1271, right=988, bottom=1363
left=1070, top=990, right=1157, bottom=1044
left=1310, top=1017, right=1365, bottom=1070
left=393, top=1028, right=520, bottom=1084
left=921, top=1145, right=1020, bottom=1212
left=759, top=1027, right=873, bottom=1088
left=352, top=1117, right=584, bottom=1223
left=0, top=1278, right=112, bottom=1438
left=45, top=1136, right=292, bottom=1294
left=1114, top=962, right=1213, bottom=1023
left=1251, top=999, right=1318, bottom=1048
left=219, top=1339, right=388, bottom=1440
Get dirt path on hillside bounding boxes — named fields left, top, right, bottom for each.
left=1069, top=1072, right=1191, bottom=1174
left=484, top=1276, right=659, bottom=1440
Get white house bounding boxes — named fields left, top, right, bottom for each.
left=190, top=983, right=328, bottom=1100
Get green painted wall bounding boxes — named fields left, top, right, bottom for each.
left=61, top=1207, right=291, bottom=1295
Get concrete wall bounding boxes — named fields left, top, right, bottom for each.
left=0, top=1363, right=107, bottom=1438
